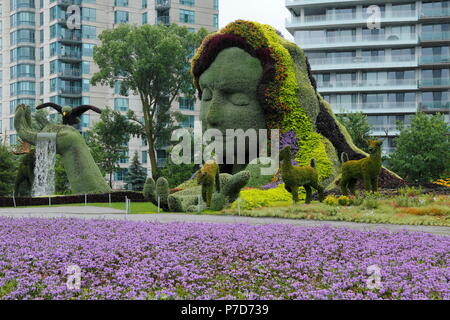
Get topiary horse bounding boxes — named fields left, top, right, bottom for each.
left=280, top=146, right=324, bottom=204
left=340, top=140, right=383, bottom=195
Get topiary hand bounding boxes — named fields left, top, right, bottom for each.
left=166, top=170, right=251, bottom=212
left=15, top=104, right=111, bottom=194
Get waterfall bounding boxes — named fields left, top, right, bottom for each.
left=32, top=133, right=57, bottom=197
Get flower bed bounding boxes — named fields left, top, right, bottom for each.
left=0, top=218, right=448, bottom=300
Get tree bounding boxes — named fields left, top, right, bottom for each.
left=86, top=108, right=142, bottom=187
left=91, top=24, right=208, bottom=177
left=125, top=152, right=147, bottom=191
left=336, top=112, right=373, bottom=152
left=388, top=112, right=450, bottom=183
left=0, top=145, right=17, bottom=196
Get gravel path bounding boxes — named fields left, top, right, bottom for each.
left=0, top=206, right=449, bottom=236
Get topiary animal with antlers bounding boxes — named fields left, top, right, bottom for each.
left=279, top=145, right=324, bottom=204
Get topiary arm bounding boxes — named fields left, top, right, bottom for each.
left=15, top=105, right=38, bottom=145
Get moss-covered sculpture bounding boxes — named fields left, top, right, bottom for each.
left=280, top=146, right=324, bottom=204
left=14, top=104, right=111, bottom=194
left=155, top=20, right=402, bottom=212
left=36, top=102, right=102, bottom=126
left=14, top=150, right=36, bottom=197
left=340, top=140, right=383, bottom=195
left=196, top=160, right=220, bottom=207
left=191, top=20, right=403, bottom=187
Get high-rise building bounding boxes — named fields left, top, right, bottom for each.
left=286, top=0, right=450, bottom=155
left=0, top=0, right=219, bottom=187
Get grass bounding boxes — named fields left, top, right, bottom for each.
left=220, top=195, right=450, bottom=227
left=2, top=193, right=450, bottom=227
left=2, top=202, right=159, bottom=214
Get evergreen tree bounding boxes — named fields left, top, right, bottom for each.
left=0, top=145, right=17, bottom=196
left=125, top=152, right=147, bottom=191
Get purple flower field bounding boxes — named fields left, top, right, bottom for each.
left=0, top=217, right=448, bottom=300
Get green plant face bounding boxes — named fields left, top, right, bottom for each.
left=199, top=47, right=266, bottom=151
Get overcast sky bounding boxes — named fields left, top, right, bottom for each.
left=219, top=0, right=294, bottom=41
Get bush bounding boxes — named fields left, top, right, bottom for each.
left=232, top=184, right=294, bottom=210
left=399, top=186, right=423, bottom=197
left=155, top=177, right=169, bottom=207
left=337, top=195, right=351, bottom=206
left=143, top=178, right=156, bottom=202
left=210, top=192, right=225, bottom=211
left=363, top=194, right=380, bottom=209
left=0, top=146, right=16, bottom=196
left=324, top=195, right=338, bottom=206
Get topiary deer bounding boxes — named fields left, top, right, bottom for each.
left=340, top=140, right=383, bottom=195
left=279, top=146, right=324, bottom=204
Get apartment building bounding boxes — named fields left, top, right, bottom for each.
left=286, top=0, right=450, bottom=154
left=0, top=0, right=219, bottom=187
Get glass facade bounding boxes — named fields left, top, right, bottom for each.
left=287, top=0, right=450, bottom=154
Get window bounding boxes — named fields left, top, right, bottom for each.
left=114, top=168, right=128, bottom=181
left=82, top=79, right=90, bottom=92
left=82, top=61, right=90, bottom=74
left=115, top=11, right=129, bottom=24
left=114, top=98, right=129, bottom=111
left=11, top=46, right=35, bottom=62
left=214, top=0, right=218, bottom=10
left=82, top=25, right=96, bottom=39
left=142, top=12, right=148, bottom=25
left=213, top=14, right=218, bottom=28
left=10, top=81, right=36, bottom=96
left=181, top=115, right=195, bottom=128
left=82, top=7, right=96, bottom=22
left=10, top=0, right=35, bottom=11
left=10, top=11, right=35, bottom=27
left=10, top=29, right=35, bottom=45
left=181, top=0, right=195, bottom=6
left=142, top=0, right=147, bottom=8
left=179, top=9, right=195, bottom=24
left=82, top=43, right=95, bottom=56
left=179, top=97, right=194, bottom=110
left=142, top=151, right=148, bottom=164
left=115, top=0, right=128, bottom=7
left=10, top=134, right=17, bottom=146
left=118, top=151, right=129, bottom=164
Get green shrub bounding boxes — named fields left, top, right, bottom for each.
left=143, top=177, right=156, bottom=202
left=156, top=177, right=169, bottom=207
left=210, top=192, right=225, bottom=211
left=399, top=186, right=423, bottom=197
left=231, top=184, right=294, bottom=210
left=337, top=195, right=351, bottom=206
left=324, top=195, right=338, bottom=206
left=363, top=194, right=380, bottom=209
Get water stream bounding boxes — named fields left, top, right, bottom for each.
left=32, top=133, right=57, bottom=197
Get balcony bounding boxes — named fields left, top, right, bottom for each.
left=155, top=16, right=170, bottom=25
left=155, top=0, right=171, bottom=10
left=300, top=33, right=418, bottom=49
left=286, top=0, right=360, bottom=7
left=309, top=55, right=418, bottom=71
left=420, top=7, right=450, bottom=19
left=57, top=32, right=82, bottom=43
left=287, top=10, right=418, bottom=29
left=58, top=86, right=82, bottom=96
left=317, top=79, right=418, bottom=93
left=56, top=0, right=82, bottom=6
left=420, top=32, right=450, bottom=42
left=57, top=68, right=81, bottom=78
left=369, top=124, right=400, bottom=136
left=333, top=102, right=418, bottom=114
left=419, top=55, right=450, bottom=65
left=418, top=78, right=450, bottom=88
left=57, top=51, right=82, bottom=61
left=419, top=102, right=450, bottom=112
